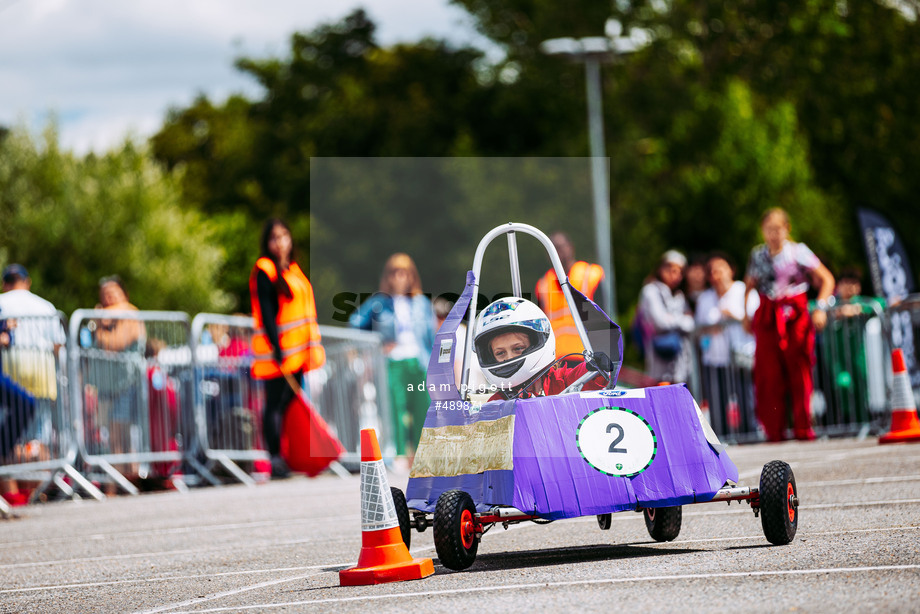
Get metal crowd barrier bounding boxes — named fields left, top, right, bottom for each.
left=1, top=313, right=104, bottom=516
left=686, top=299, right=895, bottom=443
left=813, top=301, right=890, bottom=437
left=1, top=307, right=395, bottom=513
left=689, top=320, right=760, bottom=444
left=308, top=325, right=393, bottom=468
left=189, top=313, right=267, bottom=486
left=69, top=310, right=192, bottom=495
left=4, top=295, right=905, bottom=517
left=887, top=294, right=920, bottom=395
left=188, top=317, right=392, bottom=485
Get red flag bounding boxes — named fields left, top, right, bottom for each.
left=280, top=392, right=345, bottom=477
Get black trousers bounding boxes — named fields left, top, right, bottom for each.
left=262, top=371, right=302, bottom=457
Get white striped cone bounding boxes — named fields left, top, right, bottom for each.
left=879, top=348, right=920, bottom=444
left=359, top=458, right=399, bottom=532
left=339, top=429, right=434, bottom=585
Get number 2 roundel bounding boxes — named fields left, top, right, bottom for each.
left=576, top=407, right=657, bottom=477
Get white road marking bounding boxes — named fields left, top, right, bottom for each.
left=803, top=498, right=920, bottom=510
left=660, top=524, right=919, bottom=546
left=735, top=449, right=920, bottom=480
left=800, top=475, right=920, bottom=487
left=0, top=564, right=350, bottom=595
left=161, top=564, right=920, bottom=612
left=0, top=536, right=355, bottom=570
left=684, top=497, right=920, bottom=517
left=131, top=571, right=328, bottom=614
left=127, top=539, right=436, bottom=614
left=729, top=445, right=892, bottom=462
left=6, top=494, right=917, bottom=572
left=531, top=493, right=920, bottom=528
left=2, top=514, right=361, bottom=548
left=6, top=525, right=916, bottom=596
left=0, top=548, right=205, bottom=569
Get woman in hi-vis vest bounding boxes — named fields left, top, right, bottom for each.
left=249, top=219, right=325, bottom=478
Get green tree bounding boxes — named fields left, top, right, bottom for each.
left=147, top=2, right=920, bottom=325
left=606, top=0, right=920, bottom=276
left=458, top=0, right=919, bottom=294
left=0, top=124, right=232, bottom=315
left=152, top=9, right=518, bottom=309
left=613, top=79, right=844, bottom=294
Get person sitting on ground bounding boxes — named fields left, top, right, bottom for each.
left=473, top=297, right=610, bottom=402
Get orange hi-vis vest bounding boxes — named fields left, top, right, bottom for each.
left=536, top=261, right=604, bottom=360
left=250, top=257, right=325, bottom=379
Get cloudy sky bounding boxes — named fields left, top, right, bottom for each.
left=0, top=0, right=487, bottom=153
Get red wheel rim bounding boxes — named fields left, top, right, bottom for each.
left=646, top=508, right=655, bottom=521
left=786, top=482, right=796, bottom=523
left=460, top=509, right=475, bottom=550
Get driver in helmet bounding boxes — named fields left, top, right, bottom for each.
left=473, top=297, right=608, bottom=401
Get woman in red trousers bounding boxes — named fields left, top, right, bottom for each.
left=744, top=208, right=835, bottom=442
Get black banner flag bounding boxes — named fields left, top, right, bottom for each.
left=858, top=208, right=915, bottom=301
left=858, top=208, right=918, bottom=387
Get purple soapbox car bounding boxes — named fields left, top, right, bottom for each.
left=394, top=223, right=798, bottom=571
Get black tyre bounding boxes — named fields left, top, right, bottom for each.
left=433, top=489, right=479, bottom=571
left=390, top=486, right=411, bottom=550
left=597, top=513, right=612, bottom=530
left=643, top=506, right=682, bottom=542
left=760, top=460, right=798, bottom=545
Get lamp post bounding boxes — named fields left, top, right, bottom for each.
left=540, top=21, right=651, bottom=323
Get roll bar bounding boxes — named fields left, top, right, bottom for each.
left=460, top=223, right=596, bottom=398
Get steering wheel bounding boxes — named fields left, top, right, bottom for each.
left=505, top=352, right=614, bottom=400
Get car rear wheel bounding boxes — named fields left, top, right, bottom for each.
left=643, top=506, right=682, bottom=542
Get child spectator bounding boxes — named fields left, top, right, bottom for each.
left=744, top=208, right=835, bottom=442
left=349, top=253, right=435, bottom=457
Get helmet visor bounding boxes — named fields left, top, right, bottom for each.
left=476, top=319, right=551, bottom=367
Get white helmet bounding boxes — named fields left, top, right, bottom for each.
left=473, top=297, right=556, bottom=390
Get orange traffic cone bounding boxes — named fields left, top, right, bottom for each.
left=339, top=429, right=434, bottom=586
left=879, top=348, right=920, bottom=444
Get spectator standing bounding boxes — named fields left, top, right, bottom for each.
left=817, top=268, right=887, bottom=423
left=695, top=253, right=754, bottom=367
left=694, top=253, right=758, bottom=435
left=90, top=276, right=146, bottom=484
left=535, top=231, right=605, bottom=365
left=0, top=264, right=63, bottom=499
left=349, top=253, right=434, bottom=457
left=831, top=268, right=884, bottom=318
left=95, top=276, right=144, bottom=352
left=249, top=219, right=325, bottom=479
left=744, top=207, right=835, bottom=442
left=637, top=250, right=695, bottom=384
left=0, top=264, right=66, bottom=399
left=682, top=255, right=708, bottom=314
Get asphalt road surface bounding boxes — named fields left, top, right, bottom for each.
left=2, top=438, right=919, bottom=613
